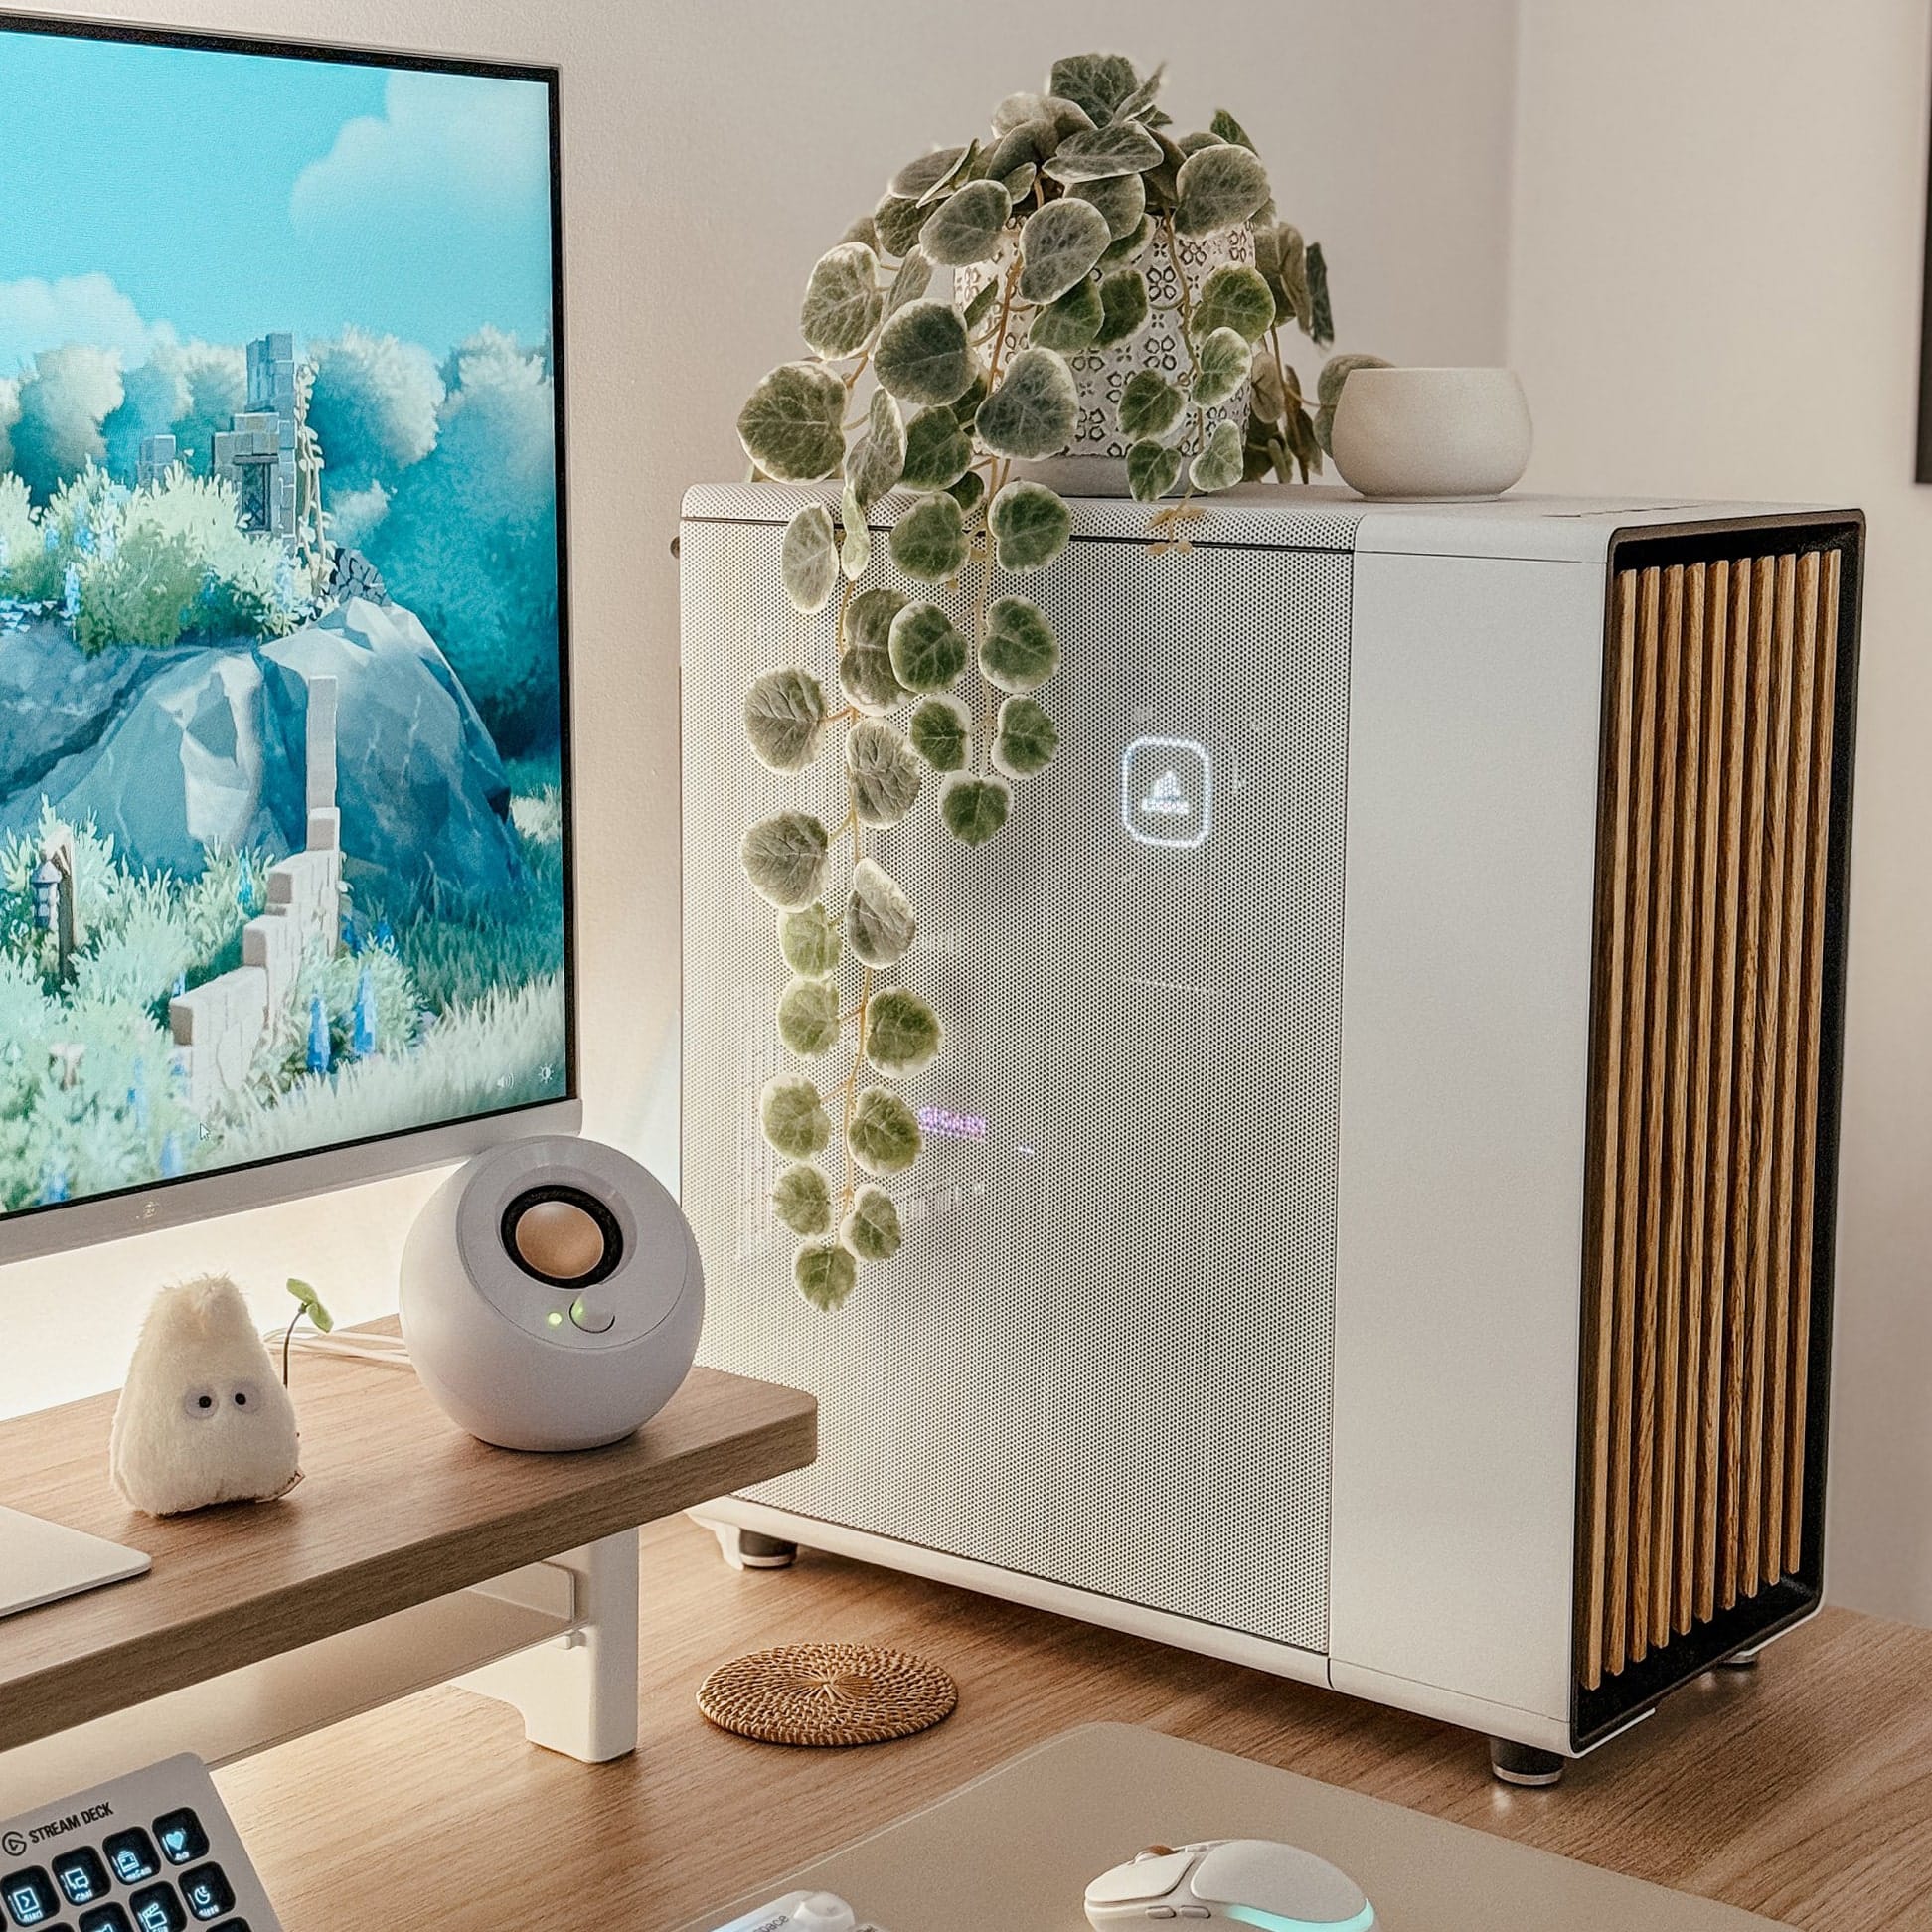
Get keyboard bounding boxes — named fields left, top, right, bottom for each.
left=1, top=1755, right=281, bottom=1931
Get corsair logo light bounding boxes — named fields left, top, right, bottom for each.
left=1123, top=736, right=1212, bottom=849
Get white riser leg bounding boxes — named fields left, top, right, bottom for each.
left=456, top=1529, right=639, bottom=1761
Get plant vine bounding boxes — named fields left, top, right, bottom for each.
left=733, top=52, right=1383, bottom=1310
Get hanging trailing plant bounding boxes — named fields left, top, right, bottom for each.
left=734, top=52, right=1381, bottom=1310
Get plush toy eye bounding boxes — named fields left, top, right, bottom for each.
left=181, top=1387, right=219, bottom=1420
left=231, top=1383, right=258, bottom=1411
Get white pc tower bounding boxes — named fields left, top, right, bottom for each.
left=680, top=484, right=1861, bottom=1779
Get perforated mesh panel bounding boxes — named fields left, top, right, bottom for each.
left=681, top=497, right=1356, bottom=1654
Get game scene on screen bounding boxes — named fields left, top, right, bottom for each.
left=0, top=31, right=569, bottom=1215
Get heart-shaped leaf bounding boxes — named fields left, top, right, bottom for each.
left=737, top=362, right=846, bottom=481
left=1209, top=106, right=1259, bottom=152
left=888, top=600, right=970, bottom=692
left=1029, top=276, right=1103, bottom=353
left=1044, top=118, right=1164, bottom=183
left=794, top=1241, right=858, bottom=1311
left=989, top=479, right=1071, bottom=571
left=744, top=666, right=827, bottom=773
left=949, top=470, right=987, bottom=514
left=975, top=346, right=1078, bottom=460
left=779, top=502, right=839, bottom=615
left=1174, top=141, right=1271, bottom=235
left=885, top=247, right=933, bottom=317
left=874, top=298, right=976, bottom=405
left=777, top=975, right=841, bottom=1056
left=979, top=595, right=1060, bottom=692
left=1071, top=170, right=1147, bottom=240
left=1018, top=197, right=1112, bottom=304
left=841, top=587, right=906, bottom=713
left=900, top=407, right=975, bottom=491
left=890, top=490, right=968, bottom=582
left=1318, top=350, right=1391, bottom=410
left=1192, top=263, right=1276, bottom=344
left=890, top=144, right=971, bottom=203
left=1048, top=53, right=1142, bottom=127
left=1092, top=268, right=1150, bottom=347
left=741, top=813, right=831, bottom=909
left=920, top=178, right=1012, bottom=266
left=1127, top=438, right=1184, bottom=502
left=761, top=1075, right=832, bottom=1158
left=909, top=695, right=972, bottom=771
left=1190, top=417, right=1245, bottom=492
left=846, top=857, right=916, bottom=967
left=866, top=988, right=944, bottom=1077
left=993, top=694, right=1059, bottom=778
left=846, top=718, right=924, bottom=828
left=849, top=1087, right=923, bottom=1177
left=1118, top=369, right=1184, bottom=442
left=800, top=242, right=882, bottom=358
left=939, top=771, right=1013, bottom=848
left=874, top=192, right=928, bottom=257
left=1307, top=241, right=1335, bottom=346
left=772, top=1163, right=834, bottom=1238
left=1100, top=215, right=1153, bottom=267
left=848, top=388, right=906, bottom=509
left=839, top=481, right=871, bottom=580
left=841, top=1185, right=903, bottom=1263
left=779, top=901, right=843, bottom=979
left=1193, top=326, right=1250, bottom=408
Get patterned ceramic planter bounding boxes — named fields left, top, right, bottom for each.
left=958, top=221, right=1257, bottom=497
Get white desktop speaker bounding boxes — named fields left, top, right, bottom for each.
left=680, top=484, right=1862, bottom=1775
left=400, top=1136, right=705, bottom=1452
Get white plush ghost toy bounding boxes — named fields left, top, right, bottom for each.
left=110, top=1275, right=302, bottom=1517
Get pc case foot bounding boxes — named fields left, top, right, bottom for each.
left=694, top=1513, right=799, bottom=1572
left=1490, top=1737, right=1566, bottom=1787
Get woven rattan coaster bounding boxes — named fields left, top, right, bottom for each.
left=698, top=1641, right=958, bottom=1747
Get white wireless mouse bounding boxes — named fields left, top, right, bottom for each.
left=1084, top=1838, right=1374, bottom=1930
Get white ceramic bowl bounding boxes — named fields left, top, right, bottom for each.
left=1330, top=366, right=1532, bottom=499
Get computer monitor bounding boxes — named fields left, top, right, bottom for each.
left=0, top=17, right=577, bottom=1607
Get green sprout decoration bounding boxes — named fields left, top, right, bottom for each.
left=735, top=52, right=1380, bottom=1311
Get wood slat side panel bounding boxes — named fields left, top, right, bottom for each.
left=1579, top=543, right=1842, bottom=1688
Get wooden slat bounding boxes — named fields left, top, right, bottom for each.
left=1606, top=565, right=1664, bottom=1677
left=1579, top=573, right=1641, bottom=1690
left=1785, top=548, right=1842, bottom=1570
left=1632, top=564, right=1687, bottom=1657
left=1659, top=562, right=1706, bottom=1640
left=1720, top=558, right=1772, bottom=1610
left=1696, top=560, right=1744, bottom=1623
left=1764, top=552, right=1822, bottom=1580
left=1742, top=554, right=1798, bottom=1594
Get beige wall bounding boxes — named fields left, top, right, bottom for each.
left=0, top=2, right=1518, bottom=1407
left=1509, top=0, right=1932, bottom=1623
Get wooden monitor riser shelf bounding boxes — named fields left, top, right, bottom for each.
left=0, top=1318, right=816, bottom=1814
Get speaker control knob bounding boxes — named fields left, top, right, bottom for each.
left=569, top=1296, right=616, bottom=1334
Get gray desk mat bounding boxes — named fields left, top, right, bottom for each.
left=678, top=1722, right=1785, bottom=1931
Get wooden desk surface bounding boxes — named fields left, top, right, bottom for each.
left=0, top=1325, right=817, bottom=1755
left=213, top=1513, right=1932, bottom=1932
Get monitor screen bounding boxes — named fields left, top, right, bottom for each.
left=0, top=18, right=574, bottom=1237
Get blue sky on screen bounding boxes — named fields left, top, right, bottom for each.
left=0, top=28, right=554, bottom=374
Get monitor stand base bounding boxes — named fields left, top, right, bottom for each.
left=0, top=1506, right=150, bottom=1619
